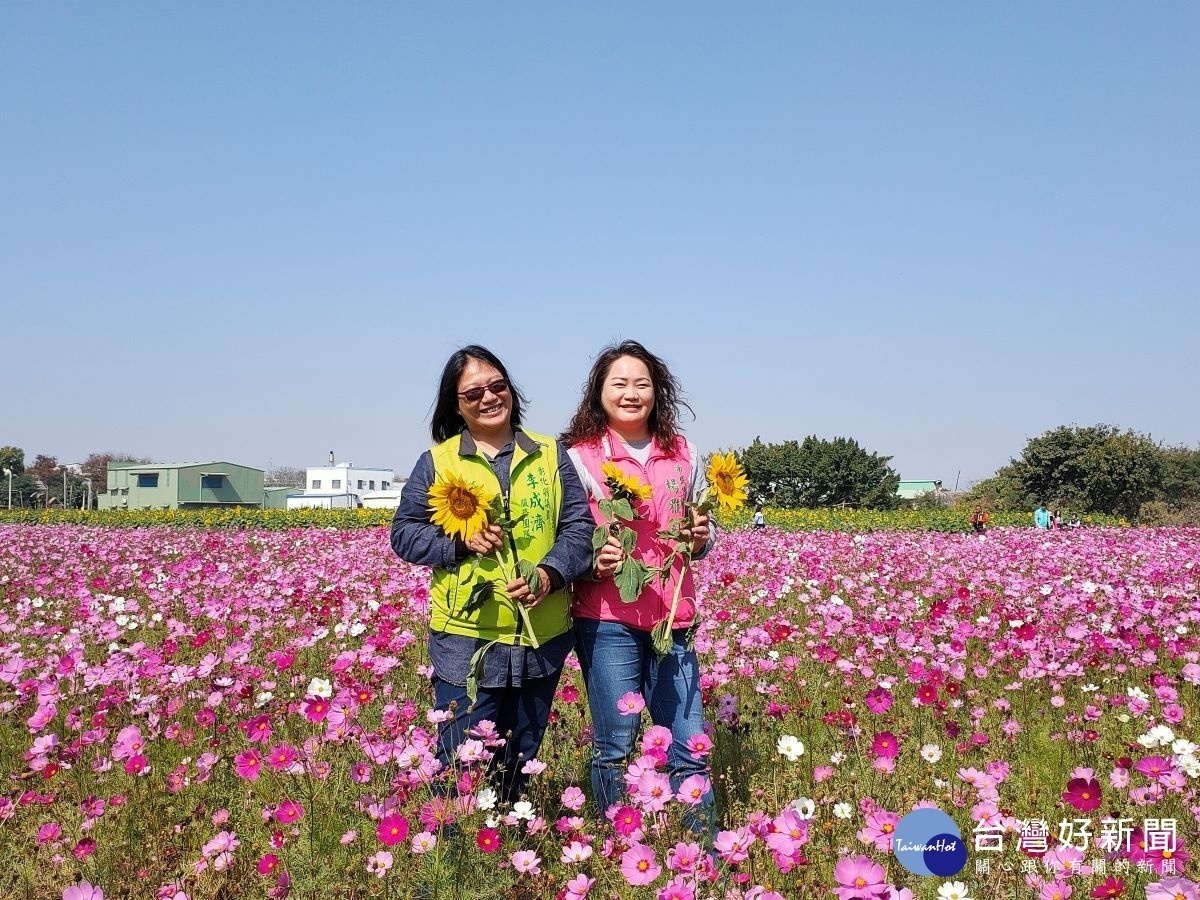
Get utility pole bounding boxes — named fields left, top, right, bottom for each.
left=3, top=468, right=11, bottom=510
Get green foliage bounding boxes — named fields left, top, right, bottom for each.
left=0, top=445, right=24, bottom=475
left=1003, top=424, right=1165, bottom=520
left=738, top=436, right=901, bottom=510
left=961, top=471, right=1029, bottom=512
left=1138, top=499, right=1200, bottom=527
left=1160, top=445, right=1200, bottom=506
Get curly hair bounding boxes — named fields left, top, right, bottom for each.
left=560, top=340, right=692, bottom=452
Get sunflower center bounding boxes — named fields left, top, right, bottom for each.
left=448, top=487, right=480, bottom=518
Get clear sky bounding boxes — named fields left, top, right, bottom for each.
left=3, top=3, right=1197, bottom=487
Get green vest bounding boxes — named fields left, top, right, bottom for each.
left=428, top=428, right=571, bottom=644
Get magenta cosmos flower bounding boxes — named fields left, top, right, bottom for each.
left=63, top=884, right=103, bottom=900
left=1061, top=777, right=1102, bottom=812
left=376, top=814, right=409, bottom=847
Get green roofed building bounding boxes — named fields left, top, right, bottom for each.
left=98, top=461, right=265, bottom=510
left=896, top=479, right=943, bottom=500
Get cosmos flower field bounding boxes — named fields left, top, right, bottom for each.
left=2, top=524, right=1199, bottom=900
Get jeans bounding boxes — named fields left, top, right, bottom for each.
left=431, top=669, right=562, bottom=803
left=574, top=617, right=714, bottom=823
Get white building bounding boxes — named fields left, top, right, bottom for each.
left=305, top=454, right=394, bottom=504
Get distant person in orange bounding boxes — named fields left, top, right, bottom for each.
left=970, top=505, right=989, bottom=534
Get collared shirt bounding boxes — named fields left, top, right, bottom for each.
left=391, top=427, right=595, bottom=686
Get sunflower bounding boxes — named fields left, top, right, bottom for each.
left=428, top=472, right=497, bottom=541
left=600, top=461, right=653, bottom=502
left=706, top=452, right=749, bottom=511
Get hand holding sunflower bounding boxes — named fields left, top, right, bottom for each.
left=651, top=452, right=748, bottom=658
left=594, top=463, right=654, bottom=603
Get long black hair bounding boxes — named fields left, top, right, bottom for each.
left=430, top=345, right=527, bottom=442
left=560, top=340, right=691, bottom=452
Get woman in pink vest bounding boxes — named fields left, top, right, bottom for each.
left=561, top=340, right=715, bottom=825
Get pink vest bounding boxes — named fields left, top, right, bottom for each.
left=571, top=432, right=697, bottom=631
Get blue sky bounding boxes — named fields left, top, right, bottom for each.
left=3, top=3, right=1197, bottom=486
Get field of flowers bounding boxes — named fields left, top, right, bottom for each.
left=2, top=524, right=1198, bottom=900
left=0, top=506, right=1127, bottom=533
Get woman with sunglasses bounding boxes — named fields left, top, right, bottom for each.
left=561, top=340, right=716, bottom=826
left=390, top=345, right=594, bottom=803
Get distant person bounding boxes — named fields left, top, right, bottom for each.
left=1069, top=514, right=1082, bottom=528
left=752, top=504, right=766, bottom=530
left=969, top=505, right=989, bottom=534
left=1051, top=509, right=1062, bottom=530
left=1034, top=504, right=1050, bottom=530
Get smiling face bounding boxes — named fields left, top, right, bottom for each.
left=600, top=355, right=654, bottom=441
left=456, top=357, right=512, bottom=439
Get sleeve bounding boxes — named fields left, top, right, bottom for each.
left=537, top=441, right=601, bottom=585
left=686, top=440, right=718, bottom=560
left=389, top=451, right=464, bottom=570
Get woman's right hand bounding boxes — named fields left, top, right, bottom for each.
left=464, top=524, right=505, bottom=555
left=593, top=534, right=624, bottom=579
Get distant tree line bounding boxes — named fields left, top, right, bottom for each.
left=963, top=425, right=1200, bottom=523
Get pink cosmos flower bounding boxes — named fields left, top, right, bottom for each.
left=565, top=873, right=595, bottom=900
left=713, top=827, right=755, bottom=864
left=676, top=774, right=710, bottom=806
left=857, top=808, right=899, bottom=852
left=620, top=844, right=662, bottom=886
left=865, top=687, right=893, bottom=714
left=273, top=800, right=304, bottom=824
left=617, top=692, right=646, bottom=715
left=365, top=850, right=393, bottom=878
left=63, top=884, right=104, bottom=900
left=833, top=855, right=887, bottom=898
left=1145, top=877, right=1199, bottom=900
left=657, top=878, right=697, bottom=900
left=560, top=786, right=587, bottom=811
left=510, top=849, right=541, bottom=874
left=233, top=749, right=262, bottom=781
left=666, top=841, right=702, bottom=873
left=685, top=732, right=714, bottom=757
left=266, top=744, right=299, bottom=771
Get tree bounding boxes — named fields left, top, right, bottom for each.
left=0, top=445, right=24, bottom=475
left=1004, top=424, right=1164, bottom=519
left=739, top=436, right=901, bottom=509
left=1160, top=445, right=1200, bottom=507
left=29, top=454, right=58, bottom=486
left=266, top=465, right=306, bottom=487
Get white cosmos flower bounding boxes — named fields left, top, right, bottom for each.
left=790, top=797, right=816, bottom=819
left=475, top=787, right=497, bottom=811
left=832, top=802, right=853, bottom=820
left=1127, top=686, right=1149, bottom=702
left=776, top=735, right=805, bottom=761
left=510, top=800, right=535, bottom=821
left=937, top=881, right=972, bottom=900
left=920, top=744, right=943, bottom=763
left=307, top=677, right=333, bottom=698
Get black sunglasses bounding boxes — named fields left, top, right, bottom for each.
left=457, top=378, right=509, bottom=404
